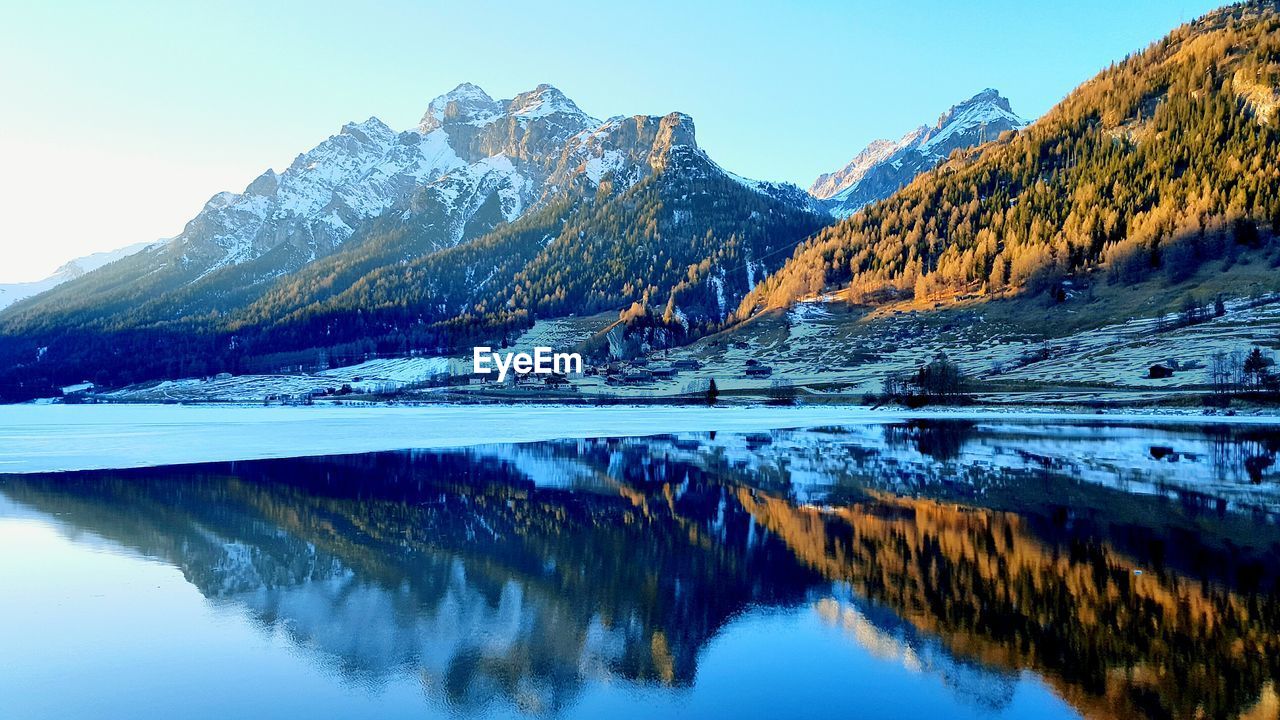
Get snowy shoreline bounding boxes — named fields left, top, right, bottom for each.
left=3, top=403, right=1279, bottom=475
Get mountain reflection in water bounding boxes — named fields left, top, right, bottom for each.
left=2, top=420, right=1279, bottom=719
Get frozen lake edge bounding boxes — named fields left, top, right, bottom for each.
left=3, top=403, right=1280, bottom=474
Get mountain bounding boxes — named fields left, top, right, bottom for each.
left=745, top=1, right=1280, bottom=316
left=169, top=109, right=828, bottom=372
left=9, top=83, right=604, bottom=328
left=0, top=84, right=825, bottom=397
left=0, top=241, right=153, bottom=311
left=810, top=89, right=1026, bottom=218
left=174, top=83, right=608, bottom=276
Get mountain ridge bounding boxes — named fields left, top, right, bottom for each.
left=0, top=241, right=154, bottom=311
left=2, top=82, right=816, bottom=324
left=0, top=83, right=828, bottom=396
left=810, top=88, right=1027, bottom=217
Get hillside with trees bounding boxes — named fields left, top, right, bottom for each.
left=0, top=136, right=824, bottom=398
left=740, top=1, right=1280, bottom=316
left=231, top=157, right=824, bottom=351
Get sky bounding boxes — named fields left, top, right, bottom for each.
left=0, top=0, right=1222, bottom=282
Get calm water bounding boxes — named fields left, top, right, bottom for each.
left=2, top=420, right=1279, bottom=719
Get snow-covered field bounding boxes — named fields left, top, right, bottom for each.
left=105, top=356, right=458, bottom=403
left=650, top=294, right=1280, bottom=395
left=85, top=293, right=1280, bottom=404
left=3, top=404, right=1279, bottom=475
left=101, top=315, right=609, bottom=404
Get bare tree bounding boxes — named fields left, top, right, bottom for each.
left=1209, top=351, right=1235, bottom=395
left=882, top=371, right=909, bottom=398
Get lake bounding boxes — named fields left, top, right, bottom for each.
left=3, top=419, right=1279, bottom=719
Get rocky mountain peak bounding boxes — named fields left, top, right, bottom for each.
left=418, top=83, right=503, bottom=133
left=244, top=169, right=279, bottom=197
left=656, top=112, right=697, bottom=150
left=810, top=137, right=908, bottom=200
left=340, top=116, right=395, bottom=140
left=811, top=88, right=1026, bottom=217
left=505, top=84, right=587, bottom=120
left=951, top=87, right=1008, bottom=112
left=930, top=88, right=1021, bottom=137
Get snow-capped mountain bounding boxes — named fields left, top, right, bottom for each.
left=0, top=241, right=154, bottom=310
left=155, top=82, right=816, bottom=284
left=0, top=82, right=821, bottom=342
left=811, top=89, right=1026, bottom=218
left=171, top=83, right=600, bottom=276
left=232, top=105, right=827, bottom=332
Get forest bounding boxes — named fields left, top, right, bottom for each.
left=740, top=2, right=1280, bottom=316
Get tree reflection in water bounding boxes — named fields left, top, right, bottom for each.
left=2, top=420, right=1279, bottom=719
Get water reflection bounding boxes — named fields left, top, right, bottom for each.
left=2, top=420, right=1279, bottom=719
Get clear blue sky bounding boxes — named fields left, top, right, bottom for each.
left=1, top=0, right=1221, bottom=281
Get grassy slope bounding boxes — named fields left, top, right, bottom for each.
left=627, top=244, right=1280, bottom=400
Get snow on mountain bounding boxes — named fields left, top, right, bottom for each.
left=3, top=85, right=1019, bottom=326
left=507, top=83, right=590, bottom=121
left=0, top=241, right=154, bottom=310
left=57, top=242, right=158, bottom=278
left=809, top=137, right=916, bottom=200
left=917, top=88, right=1024, bottom=154
left=718, top=164, right=828, bottom=215
left=0, top=277, right=69, bottom=313
left=546, top=110, right=819, bottom=214
left=546, top=112, right=688, bottom=194
left=21, top=82, right=825, bottom=328
left=417, top=82, right=505, bottom=132
left=167, top=83, right=610, bottom=281
left=178, top=115, right=473, bottom=275
left=811, top=89, right=1026, bottom=218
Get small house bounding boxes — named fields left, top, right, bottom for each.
left=60, top=382, right=95, bottom=396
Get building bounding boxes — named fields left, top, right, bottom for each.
left=60, top=382, right=95, bottom=396
left=745, top=365, right=774, bottom=378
